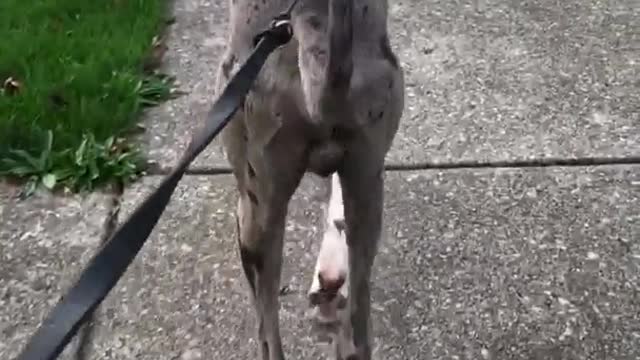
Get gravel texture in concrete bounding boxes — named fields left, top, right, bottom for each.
left=0, top=184, right=114, bottom=360
left=74, top=166, right=640, bottom=359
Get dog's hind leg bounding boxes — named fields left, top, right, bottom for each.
left=309, top=172, right=349, bottom=324
left=222, top=88, right=308, bottom=360
left=235, top=190, right=288, bottom=360
left=230, top=153, right=302, bottom=360
left=337, top=138, right=387, bottom=360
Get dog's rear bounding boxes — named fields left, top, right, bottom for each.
left=215, top=1, right=403, bottom=359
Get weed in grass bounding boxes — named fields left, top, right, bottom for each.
left=0, top=0, right=175, bottom=195
left=1, top=129, right=144, bottom=197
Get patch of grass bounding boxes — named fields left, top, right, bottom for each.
left=0, top=0, right=175, bottom=195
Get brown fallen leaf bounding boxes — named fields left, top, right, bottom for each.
left=3, top=77, right=22, bottom=95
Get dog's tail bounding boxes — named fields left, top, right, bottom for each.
left=304, top=0, right=354, bottom=175
left=325, top=0, right=353, bottom=93
left=298, top=0, right=353, bottom=123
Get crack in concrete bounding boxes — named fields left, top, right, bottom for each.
left=74, top=183, right=124, bottom=360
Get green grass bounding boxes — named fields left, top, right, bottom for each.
left=0, top=0, right=174, bottom=195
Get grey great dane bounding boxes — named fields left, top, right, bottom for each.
left=214, top=0, right=404, bottom=358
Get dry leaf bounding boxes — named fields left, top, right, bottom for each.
left=3, top=77, right=22, bottom=95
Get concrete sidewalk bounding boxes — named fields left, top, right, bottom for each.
left=1, top=0, right=639, bottom=359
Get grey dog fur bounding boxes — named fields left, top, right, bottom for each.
left=213, top=0, right=404, bottom=359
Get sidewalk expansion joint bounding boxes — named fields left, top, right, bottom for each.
left=144, top=155, right=640, bottom=176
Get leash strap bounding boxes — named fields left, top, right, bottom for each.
left=15, top=12, right=295, bottom=360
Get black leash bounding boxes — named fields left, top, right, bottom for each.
left=14, top=6, right=297, bottom=360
